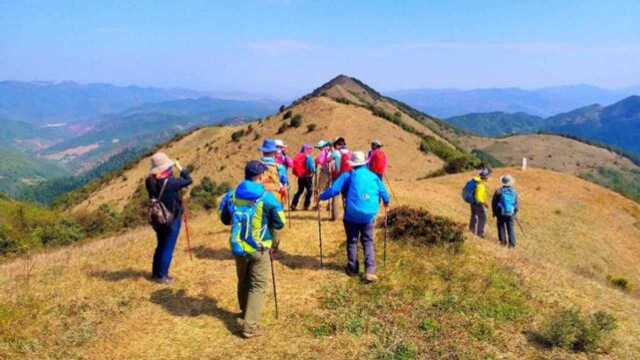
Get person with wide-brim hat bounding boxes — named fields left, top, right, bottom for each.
left=274, top=139, right=293, bottom=170
left=145, top=152, right=193, bottom=284
left=319, top=151, right=390, bottom=283
left=492, top=174, right=519, bottom=248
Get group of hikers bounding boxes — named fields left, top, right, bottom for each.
left=464, top=168, right=520, bottom=248
left=143, top=136, right=520, bottom=338
left=145, top=137, right=390, bottom=338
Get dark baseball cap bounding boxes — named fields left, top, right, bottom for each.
left=245, top=160, right=268, bottom=179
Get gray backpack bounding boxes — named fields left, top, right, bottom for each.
left=148, top=179, right=175, bottom=228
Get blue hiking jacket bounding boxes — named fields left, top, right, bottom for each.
left=219, top=180, right=286, bottom=241
left=305, top=154, right=316, bottom=174
left=320, top=166, right=390, bottom=224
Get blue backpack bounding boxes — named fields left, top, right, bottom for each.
left=462, top=179, right=477, bottom=204
left=229, top=195, right=266, bottom=256
left=498, top=188, right=517, bottom=216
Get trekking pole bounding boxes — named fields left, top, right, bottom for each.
left=383, top=206, right=388, bottom=268
left=383, top=174, right=397, bottom=200
left=269, top=250, right=279, bottom=319
left=182, top=208, right=193, bottom=261
left=515, top=217, right=526, bottom=238
left=286, top=186, right=291, bottom=227
left=317, top=199, right=324, bottom=268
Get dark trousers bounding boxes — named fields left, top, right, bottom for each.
left=344, top=220, right=376, bottom=275
left=152, top=219, right=181, bottom=279
left=291, top=176, right=313, bottom=210
left=497, top=215, right=516, bottom=247
left=469, top=204, right=487, bottom=237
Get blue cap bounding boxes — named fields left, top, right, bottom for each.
left=259, top=139, right=278, bottom=153
left=245, top=160, right=268, bottom=180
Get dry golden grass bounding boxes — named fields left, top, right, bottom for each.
left=457, top=134, right=639, bottom=175
left=2, top=167, right=639, bottom=358
left=2, top=167, right=640, bottom=359
left=74, top=96, right=442, bottom=213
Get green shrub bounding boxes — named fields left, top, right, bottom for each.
left=290, top=114, right=303, bottom=128
left=283, top=110, right=292, bottom=120
left=606, top=275, right=630, bottom=291
left=307, top=123, right=317, bottom=132
left=121, top=184, right=149, bottom=228
left=382, top=206, right=464, bottom=247
left=31, top=219, right=84, bottom=247
left=537, top=308, right=617, bottom=352
left=335, top=97, right=354, bottom=105
left=230, top=129, right=245, bottom=142
left=277, top=123, right=289, bottom=134
left=471, top=149, right=504, bottom=168
left=75, top=204, right=121, bottom=237
left=190, top=177, right=230, bottom=211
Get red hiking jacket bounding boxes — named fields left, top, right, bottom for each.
left=368, top=148, right=387, bottom=177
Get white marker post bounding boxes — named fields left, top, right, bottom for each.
left=522, top=157, right=528, bottom=171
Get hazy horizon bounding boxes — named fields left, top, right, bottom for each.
left=2, top=1, right=639, bottom=98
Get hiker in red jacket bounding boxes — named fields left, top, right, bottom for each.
left=291, top=144, right=316, bottom=210
left=367, top=140, right=387, bottom=179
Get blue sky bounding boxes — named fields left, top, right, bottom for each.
left=1, top=0, right=639, bottom=97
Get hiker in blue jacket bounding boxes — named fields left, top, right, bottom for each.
left=491, top=174, right=519, bottom=248
left=319, top=151, right=390, bottom=283
left=219, top=160, right=286, bottom=338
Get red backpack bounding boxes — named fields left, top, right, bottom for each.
left=338, top=150, right=352, bottom=175
left=292, top=152, right=309, bottom=177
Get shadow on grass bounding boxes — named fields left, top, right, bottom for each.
left=89, top=268, right=149, bottom=282
left=192, top=245, right=234, bottom=260
left=524, top=330, right=552, bottom=351
left=150, top=288, right=239, bottom=337
left=275, top=249, right=343, bottom=273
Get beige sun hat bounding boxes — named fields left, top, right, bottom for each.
left=500, top=174, right=515, bottom=187
left=150, top=152, right=174, bottom=175
left=348, top=151, right=369, bottom=167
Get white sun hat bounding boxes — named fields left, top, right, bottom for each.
left=348, top=151, right=369, bottom=167
left=274, top=139, right=286, bottom=148
left=500, top=175, right=515, bottom=187
left=149, top=152, right=174, bottom=175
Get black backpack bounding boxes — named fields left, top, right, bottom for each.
left=148, top=179, right=175, bottom=228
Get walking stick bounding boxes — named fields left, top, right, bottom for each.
left=515, top=217, right=526, bottom=238
left=317, top=199, right=324, bottom=268
left=269, top=250, right=279, bottom=319
left=286, top=186, right=291, bottom=227
left=182, top=209, right=193, bottom=261
left=383, top=206, right=388, bottom=268
left=383, top=174, right=397, bottom=200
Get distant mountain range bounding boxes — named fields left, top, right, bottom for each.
left=43, top=96, right=277, bottom=169
left=387, top=85, right=639, bottom=118
left=0, top=81, right=212, bottom=125
left=0, top=81, right=281, bottom=198
left=444, top=95, right=640, bottom=157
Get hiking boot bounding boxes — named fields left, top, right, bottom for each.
left=154, top=276, right=175, bottom=285
left=364, top=273, right=379, bottom=283
left=241, top=325, right=261, bottom=339
left=345, top=267, right=358, bottom=277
